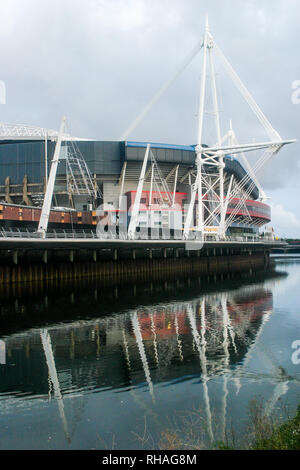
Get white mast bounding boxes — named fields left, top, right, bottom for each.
left=183, top=17, right=295, bottom=240
left=38, top=117, right=66, bottom=238
left=183, top=18, right=208, bottom=240
left=40, top=329, right=70, bottom=442
left=128, top=144, right=151, bottom=240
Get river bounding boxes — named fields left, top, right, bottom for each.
left=0, top=256, right=299, bottom=450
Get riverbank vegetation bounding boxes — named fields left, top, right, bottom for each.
left=133, top=399, right=300, bottom=450
left=249, top=401, right=300, bottom=450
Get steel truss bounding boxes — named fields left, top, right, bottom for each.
left=126, top=15, right=294, bottom=242
left=66, top=140, right=98, bottom=199
left=183, top=17, right=295, bottom=240
left=38, top=117, right=100, bottom=237
left=0, top=121, right=81, bottom=140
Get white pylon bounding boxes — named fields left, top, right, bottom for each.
left=38, top=117, right=66, bottom=238
left=183, top=16, right=295, bottom=240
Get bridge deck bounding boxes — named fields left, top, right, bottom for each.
left=0, top=236, right=286, bottom=251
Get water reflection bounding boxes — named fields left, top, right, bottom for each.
left=40, top=329, right=71, bottom=443
left=128, top=286, right=274, bottom=442
left=1, top=264, right=289, bottom=448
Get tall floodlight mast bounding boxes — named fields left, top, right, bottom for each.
left=119, top=16, right=295, bottom=241
left=183, top=17, right=295, bottom=240
left=127, top=144, right=151, bottom=240
left=38, top=117, right=66, bottom=238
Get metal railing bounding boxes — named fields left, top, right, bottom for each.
left=0, top=228, right=97, bottom=239
left=0, top=227, right=286, bottom=244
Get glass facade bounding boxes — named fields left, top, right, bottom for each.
left=0, top=140, right=122, bottom=185
left=0, top=139, right=259, bottom=202
left=0, top=140, right=46, bottom=185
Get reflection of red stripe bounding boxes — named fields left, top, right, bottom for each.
left=135, top=294, right=272, bottom=340
left=227, top=295, right=272, bottom=310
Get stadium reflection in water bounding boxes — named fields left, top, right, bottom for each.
left=0, top=264, right=298, bottom=450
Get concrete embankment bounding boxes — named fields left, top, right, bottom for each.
left=0, top=251, right=267, bottom=284
left=0, top=238, right=278, bottom=284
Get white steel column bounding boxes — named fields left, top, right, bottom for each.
left=149, top=163, right=154, bottom=207
left=183, top=168, right=200, bottom=239
left=208, top=36, right=225, bottom=237
left=172, top=164, right=179, bottom=206
left=118, top=161, right=127, bottom=209
left=183, top=17, right=209, bottom=239
left=38, top=117, right=66, bottom=238
left=220, top=174, right=234, bottom=234
left=218, top=153, right=226, bottom=237
left=44, top=131, right=48, bottom=184
left=208, top=43, right=221, bottom=145
left=196, top=17, right=209, bottom=234
left=197, top=15, right=209, bottom=149
left=128, top=144, right=150, bottom=239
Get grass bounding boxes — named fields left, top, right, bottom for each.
left=132, top=399, right=300, bottom=450
left=250, top=402, right=300, bottom=450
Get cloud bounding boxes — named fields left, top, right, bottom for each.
left=0, top=0, right=299, bottom=225
left=270, top=203, right=300, bottom=238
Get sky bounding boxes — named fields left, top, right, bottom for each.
left=0, top=0, right=300, bottom=237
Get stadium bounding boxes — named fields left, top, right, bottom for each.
left=1, top=15, right=297, bottom=243
left=1, top=19, right=295, bottom=241
left=0, top=128, right=271, bottom=238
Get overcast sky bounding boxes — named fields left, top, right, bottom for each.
left=0, top=0, right=300, bottom=236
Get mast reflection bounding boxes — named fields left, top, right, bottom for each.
left=1, top=272, right=293, bottom=445
left=40, top=329, right=71, bottom=444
